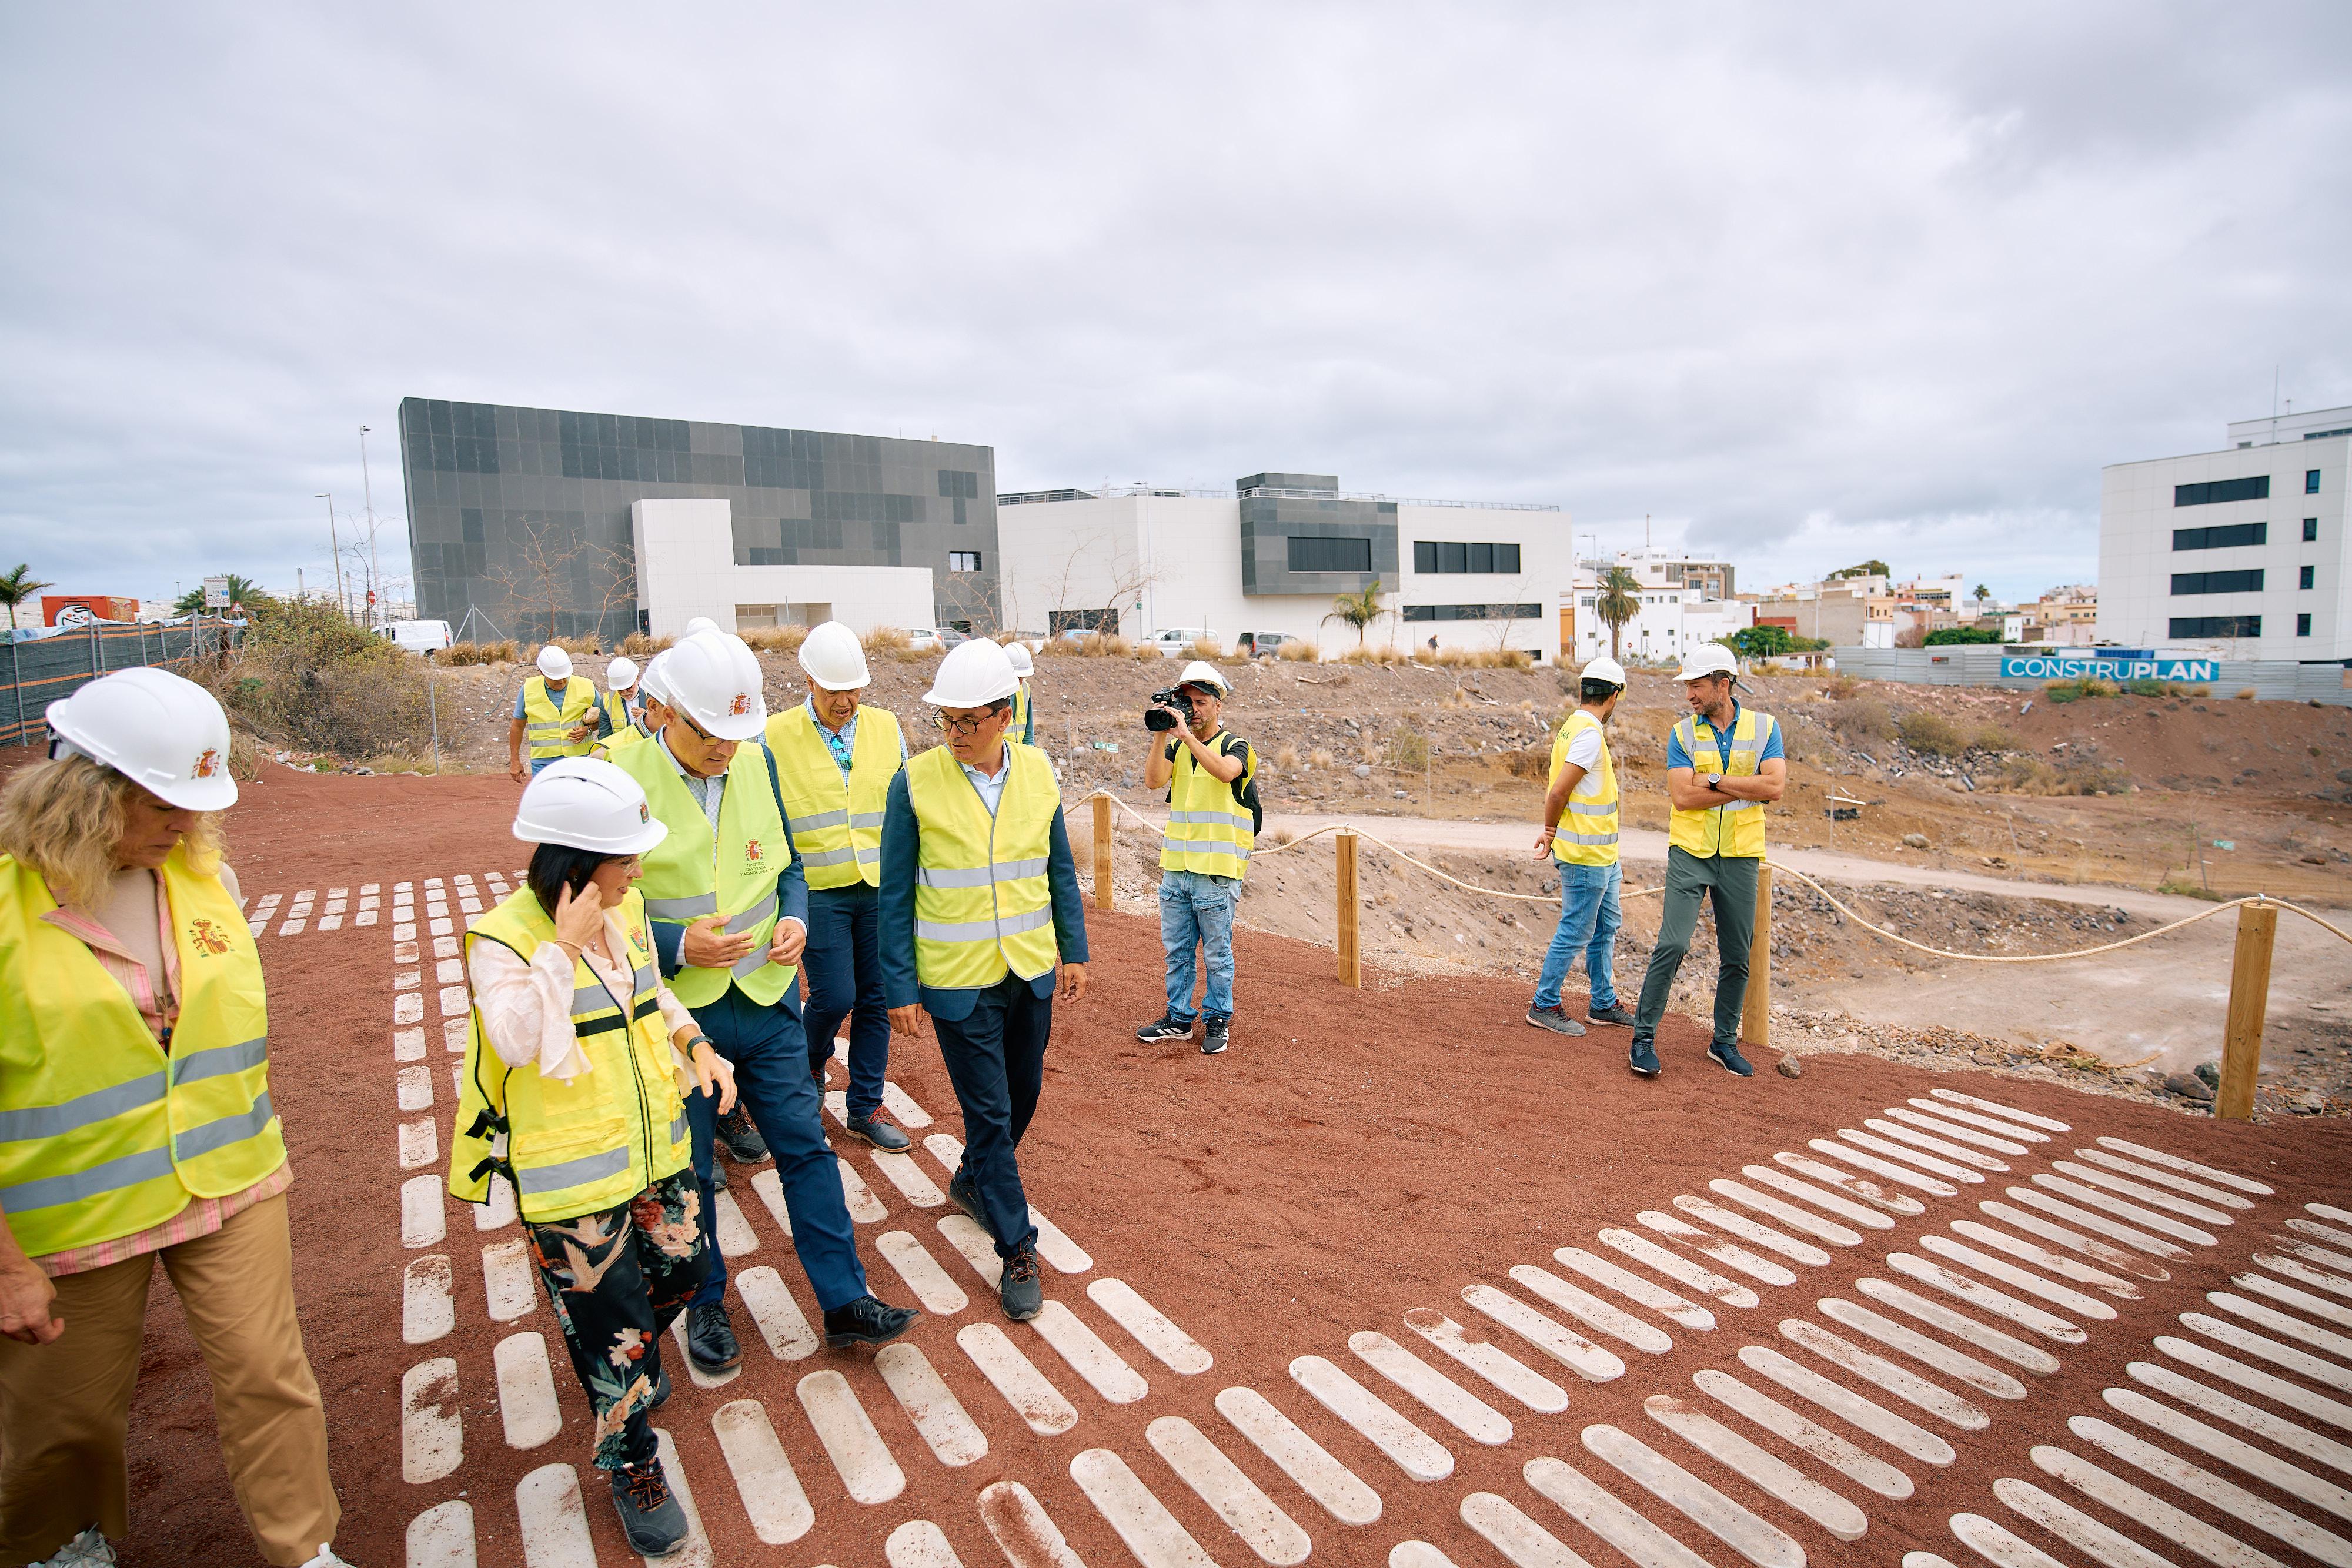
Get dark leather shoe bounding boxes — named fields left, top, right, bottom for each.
left=1001, top=1245, right=1044, bottom=1321
left=823, top=1295, right=920, bottom=1348
left=846, top=1109, right=912, bottom=1151
left=609, top=1459, right=689, bottom=1556
left=1629, top=1039, right=1662, bottom=1078
left=686, top=1301, right=741, bottom=1372
left=947, top=1168, right=983, bottom=1222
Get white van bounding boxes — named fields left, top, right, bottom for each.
left=377, top=620, right=454, bottom=656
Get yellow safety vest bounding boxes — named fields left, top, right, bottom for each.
left=607, top=735, right=798, bottom=1008
left=522, top=677, right=597, bottom=762
left=599, top=689, right=633, bottom=735
left=1012, top=681, right=1033, bottom=744
left=597, top=718, right=654, bottom=759
left=764, top=703, right=903, bottom=892
left=1160, top=730, right=1256, bottom=878
left=906, top=743, right=1063, bottom=991
left=1548, top=710, right=1619, bottom=867
left=448, top=887, right=690, bottom=1223
left=1668, top=706, right=1778, bottom=859
left=0, top=847, right=284, bottom=1258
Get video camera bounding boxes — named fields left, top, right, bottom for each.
left=1143, top=686, right=1196, bottom=733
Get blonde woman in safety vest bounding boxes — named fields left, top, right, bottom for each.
left=0, top=669, right=352, bottom=1568
left=1627, top=644, right=1785, bottom=1079
left=878, top=639, right=1088, bottom=1323
left=450, top=758, right=734, bottom=1557
left=509, top=643, right=607, bottom=782
left=1134, top=661, right=1255, bottom=1057
left=1528, top=657, right=1635, bottom=1037
left=764, top=622, right=911, bottom=1151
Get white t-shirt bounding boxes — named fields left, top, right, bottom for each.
left=1562, top=724, right=1606, bottom=796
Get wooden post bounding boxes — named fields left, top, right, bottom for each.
left=1091, top=794, right=1113, bottom=912
left=1335, top=830, right=1361, bottom=988
left=2217, top=897, right=2278, bottom=1121
left=1741, top=864, right=1772, bottom=1049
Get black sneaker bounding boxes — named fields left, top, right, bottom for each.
left=1001, top=1245, right=1044, bottom=1321
left=1629, top=1039, right=1662, bottom=1078
left=686, top=1301, right=741, bottom=1372
left=1202, top=1018, right=1230, bottom=1055
left=947, top=1168, right=983, bottom=1223
left=716, top=1105, right=769, bottom=1164
left=609, top=1459, right=689, bottom=1557
left=1136, top=1014, right=1192, bottom=1043
left=823, top=1294, right=920, bottom=1348
left=1586, top=1002, right=1636, bottom=1028
left=846, top=1108, right=913, bottom=1151
left=1709, top=1041, right=1756, bottom=1078
left=1525, top=1004, right=1586, bottom=1036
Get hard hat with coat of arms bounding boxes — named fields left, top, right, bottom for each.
left=512, top=758, right=669, bottom=855
left=663, top=630, right=769, bottom=741
left=45, top=666, right=239, bottom=812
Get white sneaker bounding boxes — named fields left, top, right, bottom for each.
left=32, top=1529, right=116, bottom=1567
left=298, top=1547, right=355, bottom=1568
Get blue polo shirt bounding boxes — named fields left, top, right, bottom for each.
left=1665, top=700, right=1783, bottom=773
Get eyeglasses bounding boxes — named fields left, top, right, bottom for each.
left=936, top=711, right=1003, bottom=736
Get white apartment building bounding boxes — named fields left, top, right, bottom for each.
left=2100, top=404, right=2350, bottom=661
left=993, top=473, right=1569, bottom=659
left=1560, top=578, right=1753, bottom=665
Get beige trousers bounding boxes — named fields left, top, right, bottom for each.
left=0, top=1194, right=338, bottom=1567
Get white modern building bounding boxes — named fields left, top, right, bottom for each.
left=993, top=473, right=1569, bottom=660
left=2100, top=404, right=2350, bottom=661
left=631, top=499, right=936, bottom=637
left=1560, top=579, right=1754, bottom=666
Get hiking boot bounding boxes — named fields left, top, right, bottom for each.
left=947, top=1168, right=983, bottom=1223
left=823, top=1294, right=921, bottom=1348
left=1001, top=1245, right=1044, bottom=1321
left=1709, top=1041, right=1756, bottom=1078
left=1629, top=1039, right=1662, bottom=1078
left=1135, top=1014, right=1192, bottom=1044
left=31, top=1529, right=115, bottom=1567
left=1586, top=1001, right=1635, bottom=1027
left=686, top=1301, right=741, bottom=1372
left=1202, top=1017, right=1230, bottom=1055
left=716, top=1105, right=769, bottom=1164
left=846, top=1108, right=912, bottom=1151
left=609, top=1459, right=690, bottom=1557
left=1525, top=1004, right=1586, bottom=1036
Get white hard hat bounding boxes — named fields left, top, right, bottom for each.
left=637, top=652, right=671, bottom=706
left=512, top=758, right=669, bottom=855
left=536, top=644, right=573, bottom=681
left=921, top=638, right=1019, bottom=707
left=663, top=630, right=769, bottom=741
left=606, top=656, right=640, bottom=692
left=796, top=621, right=871, bottom=691
left=1003, top=641, right=1034, bottom=677
left=1675, top=644, right=1740, bottom=682
left=46, top=666, right=238, bottom=811
left=684, top=616, right=720, bottom=637
left=1175, top=659, right=1228, bottom=694
left=1579, top=656, right=1628, bottom=688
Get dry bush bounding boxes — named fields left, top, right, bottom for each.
left=1260, top=827, right=1295, bottom=848
left=1824, top=673, right=1862, bottom=699
left=213, top=595, right=435, bottom=759
left=438, top=640, right=518, bottom=666
left=1386, top=724, right=1431, bottom=771
left=1358, top=735, right=1384, bottom=764
left=1339, top=644, right=1409, bottom=667
left=2234, top=688, right=2257, bottom=700
left=1131, top=641, right=1161, bottom=661
left=1275, top=640, right=1318, bottom=662
left=862, top=626, right=911, bottom=654
left=1184, top=636, right=1222, bottom=661
left=739, top=625, right=809, bottom=654
left=1895, top=711, right=1965, bottom=757
left=2044, top=676, right=2117, bottom=703
left=616, top=632, right=672, bottom=657
left=1275, top=743, right=1300, bottom=770
left=537, top=636, right=601, bottom=657
left=1309, top=747, right=1334, bottom=769
left=1044, top=631, right=1132, bottom=657
left=1829, top=697, right=1892, bottom=741
left=1492, top=648, right=1534, bottom=670
left=1992, top=757, right=2133, bottom=795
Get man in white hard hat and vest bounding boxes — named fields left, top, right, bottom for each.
left=765, top=623, right=911, bottom=1151
left=1628, top=643, right=1784, bottom=1079
left=606, top=629, right=917, bottom=1373
left=596, top=653, right=673, bottom=760
left=1134, top=660, right=1257, bottom=1056
left=880, top=638, right=1088, bottom=1322
left=1528, top=657, right=1635, bottom=1035
left=1003, top=640, right=1036, bottom=745
left=600, top=656, right=642, bottom=735
left=509, top=644, right=610, bottom=783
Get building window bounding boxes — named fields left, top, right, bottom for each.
left=2170, top=569, right=2263, bottom=595
left=2169, top=614, right=2261, bottom=637
left=2307, top=518, right=2322, bottom=541
left=2310, top=470, right=2324, bottom=494
left=2300, top=564, right=2317, bottom=590
left=1411, top=540, right=1521, bottom=573
left=948, top=551, right=982, bottom=573
left=2299, top=613, right=2314, bottom=637
left=2174, top=476, right=2270, bottom=506
left=2171, top=522, right=2267, bottom=551
left=1289, top=535, right=1372, bottom=573
left=1401, top=603, right=1544, bottom=623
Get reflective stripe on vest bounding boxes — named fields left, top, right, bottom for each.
left=1160, top=732, right=1255, bottom=877
left=0, top=847, right=284, bottom=1257
left=906, top=743, right=1062, bottom=989
left=764, top=703, right=903, bottom=891
left=1667, top=707, right=1775, bottom=860
left=523, top=677, right=598, bottom=761
left=1548, top=710, right=1620, bottom=866
left=449, top=885, right=692, bottom=1222
left=606, top=736, right=797, bottom=1007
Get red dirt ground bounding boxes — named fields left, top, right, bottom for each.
left=24, top=759, right=2352, bottom=1567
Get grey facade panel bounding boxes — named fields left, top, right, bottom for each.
left=401, top=397, right=998, bottom=643
left=1238, top=496, right=1397, bottom=597
left=1237, top=472, right=1338, bottom=494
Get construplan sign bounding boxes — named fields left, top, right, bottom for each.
left=2000, top=654, right=2218, bottom=682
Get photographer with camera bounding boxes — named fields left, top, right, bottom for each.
left=1135, top=661, right=1258, bottom=1056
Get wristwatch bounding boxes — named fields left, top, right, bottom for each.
left=685, top=1034, right=714, bottom=1052
left=1706, top=774, right=1725, bottom=791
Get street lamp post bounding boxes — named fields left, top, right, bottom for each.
left=359, top=425, right=379, bottom=626
left=316, top=493, right=346, bottom=620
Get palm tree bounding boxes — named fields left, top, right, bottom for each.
left=0, top=564, right=51, bottom=631
left=1972, top=583, right=1991, bottom=607
left=1322, top=577, right=1389, bottom=648
left=1594, top=567, right=1641, bottom=660
left=172, top=573, right=260, bottom=616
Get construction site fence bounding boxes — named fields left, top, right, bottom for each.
left=0, top=618, right=245, bottom=749
left=1833, top=643, right=2352, bottom=705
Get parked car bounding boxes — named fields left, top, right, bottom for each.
left=937, top=627, right=971, bottom=648
left=1144, top=627, right=1218, bottom=657
left=905, top=627, right=943, bottom=653
left=1055, top=626, right=1111, bottom=646
left=376, top=620, right=454, bottom=656
left=1236, top=631, right=1298, bottom=658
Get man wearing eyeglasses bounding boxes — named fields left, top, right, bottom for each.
left=879, top=638, right=1088, bottom=1323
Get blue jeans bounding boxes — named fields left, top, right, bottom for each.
left=1160, top=870, right=1237, bottom=1024
left=1534, top=860, right=1622, bottom=1012
left=803, top=883, right=888, bottom=1121
left=683, top=985, right=870, bottom=1313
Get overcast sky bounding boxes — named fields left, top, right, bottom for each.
left=3, top=2, right=2347, bottom=607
